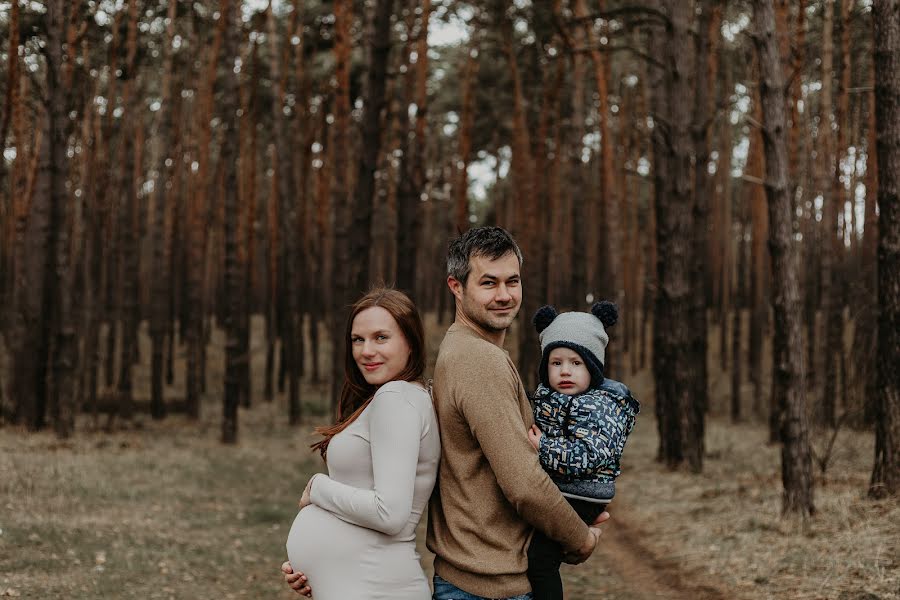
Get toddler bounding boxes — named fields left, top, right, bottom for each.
left=526, top=301, right=640, bottom=600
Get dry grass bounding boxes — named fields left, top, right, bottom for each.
left=607, top=372, right=900, bottom=600
left=0, top=315, right=897, bottom=599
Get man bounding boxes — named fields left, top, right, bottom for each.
left=427, top=226, right=607, bottom=600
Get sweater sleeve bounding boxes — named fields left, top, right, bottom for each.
left=538, top=394, right=613, bottom=479
left=456, top=351, right=588, bottom=552
left=309, top=385, right=421, bottom=536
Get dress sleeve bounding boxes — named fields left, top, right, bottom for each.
left=309, top=386, right=421, bottom=536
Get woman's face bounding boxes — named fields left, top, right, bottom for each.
left=350, top=306, right=412, bottom=386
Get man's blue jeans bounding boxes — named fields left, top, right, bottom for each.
left=433, top=575, right=533, bottom=600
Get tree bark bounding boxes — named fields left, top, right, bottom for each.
left=149, top=0, right=179, bottom=421
left=753, top=0, right=815, bottom=517
left=869, top=0, right=900, bottom=498
left=349, top=0, right=392, bottom=299
left=329, top=0, right=353, bottom=413
left=818, top=0, right=840, bottom=428
left=653, top=0, right=696, bottom=469
left=221, top=0, right=241, bottom=445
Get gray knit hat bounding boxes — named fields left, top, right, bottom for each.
left=533, top=302, right=618, bottom=388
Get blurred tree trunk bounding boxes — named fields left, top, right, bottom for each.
left=455, top=38, right=479, bottom=232
left=753, top=0, right=814, bottom=518
left=746, top=63, right=769, bottom=408
left=264, top=144, right=279, bottom=402
left=685, top=0, right=719, bottom=471
left=583, top=0, right=619, bottom=309
left=187, top=4, right=224, bottom=419
left=567, top=1, right=589, bottom=310
left=823, top=0, right=853, bottom=427
left=0, top=0, right=20, bottom=209
left=718, top=60, right=735, bottom=375
left=350, top=0, right=392, bottom=298
left=396, top=0, right=430, bottom=301
left=149, top=0, right=179, bottom=422
left=329, top=0, right=353, bottom=412
left=238, top=36, right=259, bottom=409
left=869, top=0, right=900, bottom=499
left=732, top=201, right=748, bottom=422
left=13, top=114, right=51, bottom=431
left=855, top=60, right=878, bottom=424
left=499, top=4, right=538, bottom=391
left=46, top=0, right=77, bottom=438
left=115, top=0, right=141, bottom=426
left=267, top=0, right=301, bottom=423
left=221, top=0, right=241, bottom=445
left=818, top=0, right=839, bottom=428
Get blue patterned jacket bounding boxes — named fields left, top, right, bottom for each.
left=533, top=379, right=640, bottom=483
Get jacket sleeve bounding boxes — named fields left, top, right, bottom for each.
left=456, top=350, right=588, bottom=552
left=309, top=385, right=421, bottom=536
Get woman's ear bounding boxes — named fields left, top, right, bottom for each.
left=533, top=306, right=558, bottom=333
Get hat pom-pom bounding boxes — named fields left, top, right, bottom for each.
left=533, top=305, right=558, bottom=333
left=592, top=301, right=618, bottom=328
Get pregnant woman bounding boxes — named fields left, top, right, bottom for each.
left=283, top=288, right=440, bottom=599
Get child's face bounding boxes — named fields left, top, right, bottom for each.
left=547, top=347, right=591, bottom=395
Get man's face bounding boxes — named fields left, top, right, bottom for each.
left=450, top=252, right=522, bottom=333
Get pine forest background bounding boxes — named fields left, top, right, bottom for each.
left=0, top=0, right=899, bottom=595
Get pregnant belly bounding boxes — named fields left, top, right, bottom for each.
left=285, top=506, right=427, bottom=598
left=285, top=506, right=380, bottom=574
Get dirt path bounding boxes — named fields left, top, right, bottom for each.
left=563, top=513, right=734, bottom=600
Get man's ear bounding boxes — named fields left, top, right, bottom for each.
left=447, top=275, right=464, bottom=301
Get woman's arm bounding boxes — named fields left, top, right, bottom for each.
left=308, top=386, right=421, bottom=535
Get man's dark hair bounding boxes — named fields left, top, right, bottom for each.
left=446, top=226, right=523, bottom=285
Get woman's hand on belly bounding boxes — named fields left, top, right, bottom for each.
left=281, top=560, right=312, bottom=597
left=298, top=475, right=317, bottom=510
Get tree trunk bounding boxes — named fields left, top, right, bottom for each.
left=350, top=0, right=392, bottom=299
left=499, top=5, right=538, bottom=391
left=455, top=38, right=479, bottom=232
left=855, top=59, right=879, bottom=424
left=45, top=0, right=78, bottom=438
left=221, top=0, right=241, bottom=445
left=818, top=0, right=840, bottom=428
left=149, top=0, right=179, bottom=421
left=329, top=0, right=353, bottom=413
left=396, top=0, right=429, bottom=301
left=653, top=0, right=696, bottom=469
left=753, top=0, right=815, bottom=518
left=186, top=2, right=225, bottom=419
left=114, top=0, right=141, bottom=426
left=869, top=0, right=900, bottom=498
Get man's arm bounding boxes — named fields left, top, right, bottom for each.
left=455, top=352, right=589, bottom=553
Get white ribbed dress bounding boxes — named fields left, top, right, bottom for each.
left=285, top=380, right=440, bottom=600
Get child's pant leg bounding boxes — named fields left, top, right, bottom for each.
left=570, top=498, right=607, bottom=525
left=526, top=498, right=608, bottom=600
left=526, top=529, right=565, bottom=600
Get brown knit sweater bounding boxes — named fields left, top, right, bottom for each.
left=426, top=321, right=589, bottom=598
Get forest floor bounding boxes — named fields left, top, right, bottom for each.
left=0, top=316, right=897, bottom=599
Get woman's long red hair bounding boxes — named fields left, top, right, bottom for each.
left=311, top=288, right=426, bottom=459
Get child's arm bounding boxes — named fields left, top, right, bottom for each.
left=537, top=392, right=633, bottom=479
